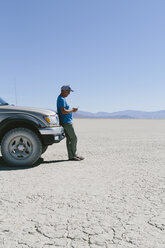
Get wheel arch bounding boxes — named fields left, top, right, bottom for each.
left=0, top=119, right=43, bottom=145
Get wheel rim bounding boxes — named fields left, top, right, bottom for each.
left=8, top=135, right=33, bottom=160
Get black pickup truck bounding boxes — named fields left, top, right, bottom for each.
left=0, top=97, right=65, bottom=166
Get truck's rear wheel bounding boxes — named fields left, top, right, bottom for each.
left=1, top=128, right=42, bottom=166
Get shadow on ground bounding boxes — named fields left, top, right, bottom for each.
left=0, top=157, right=68, bottom=171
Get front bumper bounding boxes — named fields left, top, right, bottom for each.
left=39, top=126, right=65, bottom=145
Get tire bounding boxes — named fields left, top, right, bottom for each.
left=42, top=145, right=48, bottom=154
left=1, top=128, right=42, bottom=166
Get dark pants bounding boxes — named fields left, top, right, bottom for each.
left=62, top=123, right=77, bottom=159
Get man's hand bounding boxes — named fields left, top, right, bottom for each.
left=60, top=107, right=78, bottom=114
left=72, top=107, right=78, bottom=112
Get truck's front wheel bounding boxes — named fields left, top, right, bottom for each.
left=1, top=128, right=42, bottom=166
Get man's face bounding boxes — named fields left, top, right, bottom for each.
left=62, top=89, right=71, bottom=97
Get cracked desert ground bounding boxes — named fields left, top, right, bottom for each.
left=0, top=119, right=165, bottom=248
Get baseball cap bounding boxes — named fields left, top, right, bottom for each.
left=61, top=85, right=74, bottom=92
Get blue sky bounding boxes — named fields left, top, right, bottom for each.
left=0, top=0, right=165, bottom=113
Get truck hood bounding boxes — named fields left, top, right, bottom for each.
left=0, top=105, right=56, bottom=116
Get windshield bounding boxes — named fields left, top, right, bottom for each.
left=0, top=98, right=9, bottom=106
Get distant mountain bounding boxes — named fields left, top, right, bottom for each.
left=73, top=110, right=165, bottom=119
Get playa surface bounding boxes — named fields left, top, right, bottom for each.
left=0, top=119, right=165, bottom=248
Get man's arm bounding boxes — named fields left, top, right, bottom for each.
left=60, top=107, right=78, bottom=115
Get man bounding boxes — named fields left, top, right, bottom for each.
left=57, top=85, right=84, bottom=161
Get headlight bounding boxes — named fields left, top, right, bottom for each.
left=44, top=115, right=59, bottom=125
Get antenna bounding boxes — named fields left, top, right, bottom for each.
left=14, top=79, right=18, bottom=106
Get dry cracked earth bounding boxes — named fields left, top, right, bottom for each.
left=0, top=119, right=165, bottom=248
